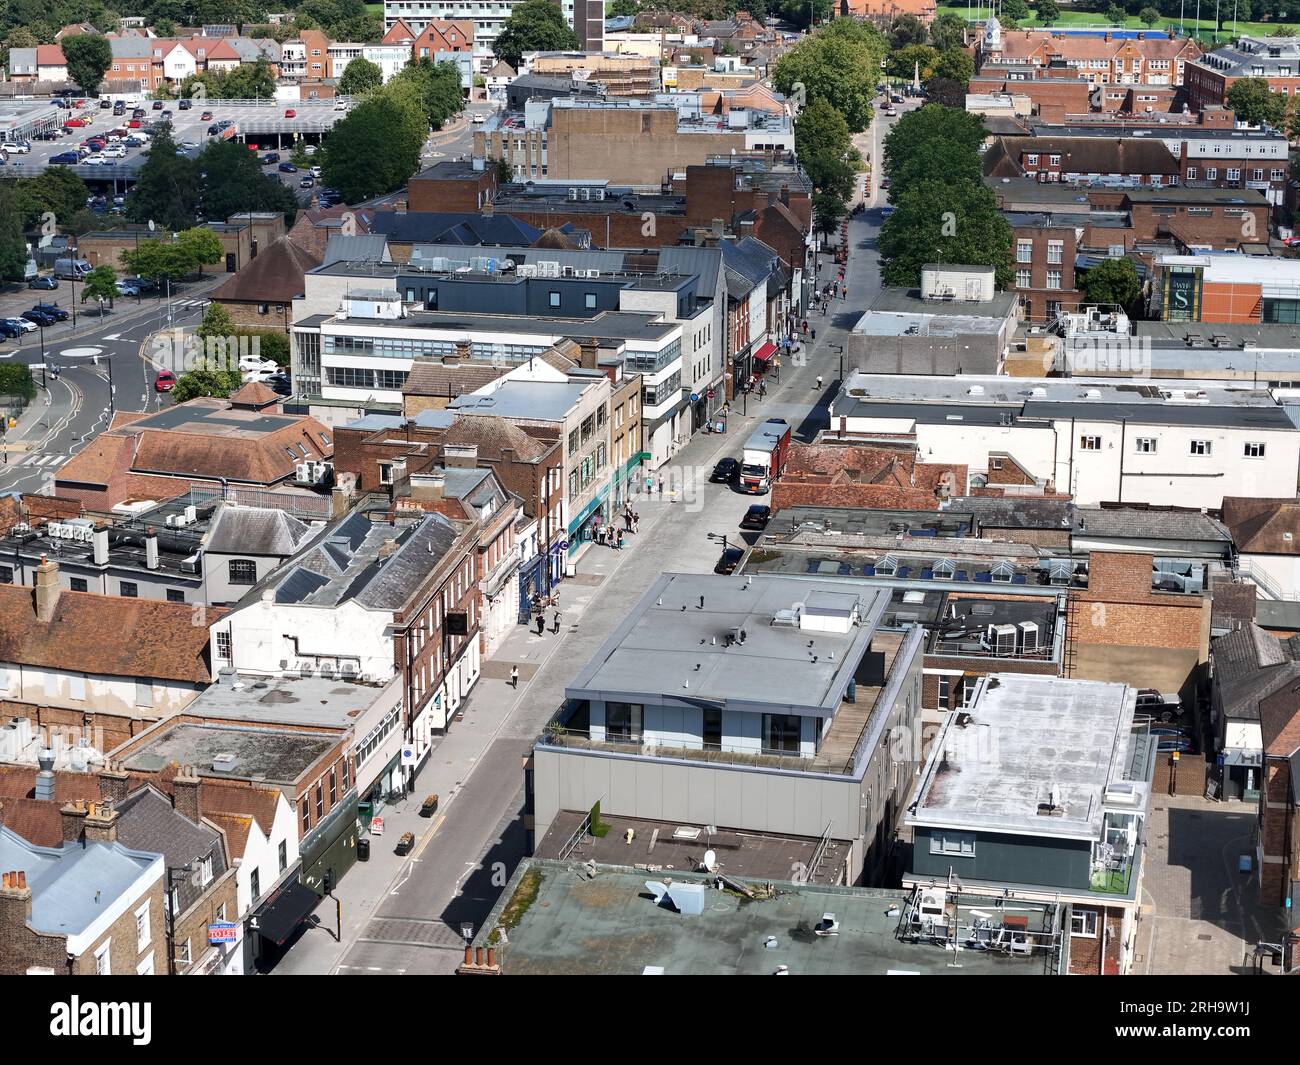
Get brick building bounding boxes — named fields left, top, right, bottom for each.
left=976, top=22, right=1201, bottom=87
left=407, top=159, right=499, bottom=213
left=1186, top=35, right=1300, bottom=111
left=1008, top=212, right=1081, bottom=324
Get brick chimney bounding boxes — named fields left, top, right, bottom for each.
left=60, top=800, right=89, bottom=844
left=82, top=801, right=119, bottom=845
left=172, top=764, right=202, bottom=824
left=34, top=556, right=60, bottom=623
left=0, top=871, right=33, bottom=933
left=98, top=761, right=131, bottom=805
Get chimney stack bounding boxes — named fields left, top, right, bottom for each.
left=92, top=523, right=108, bottom=566
left=0, top=870, right=33, bottom=930
left=145, top=526, right=159, bottom=571
left=34, top=556, right=60, bottom=623
left=82, top=800, right=119, bottom=845
left=330, top=485, right=351, bottom=520
left=171, top=764, right=202, bottom=824
left=98, top=761, right=131, bottom=805
left=60, top=800, right=90, bottom=845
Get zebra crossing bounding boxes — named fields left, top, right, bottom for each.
left=174, top=298, right=209, bottom=309
left=8, top=452, right=66, bottom=469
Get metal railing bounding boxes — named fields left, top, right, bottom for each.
left=539, top=724, right=828, bottom=773
left=1235, top=559, right=1298, bottom=602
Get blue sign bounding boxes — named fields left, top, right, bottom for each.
left=208, top=922, right=238, bottom=944
left=689, top=393, right=699, bottom=403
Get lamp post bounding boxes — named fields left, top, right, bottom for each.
left=68, top=241, right=78, bottom=329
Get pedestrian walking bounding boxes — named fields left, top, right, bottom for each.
left=510, top=665, right=519, bottom=689
left=535, top=613, right=546, bottom=636
left=657, top=476, right=664, bottom=495
left=811, top=327, right=817, bottom=341
left=551, top=610, right=563, bottom=634
left=617, top=528, right=625, bottom=550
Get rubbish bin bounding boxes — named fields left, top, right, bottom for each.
left=357, top=836, right=371, bottom=862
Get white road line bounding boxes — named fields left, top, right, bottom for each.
left=102, top=333, right=121, bottom=341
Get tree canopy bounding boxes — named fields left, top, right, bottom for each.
left=338, top=55, right=383, bottom=96
left=493, top=0, right=580, bottom=70
left=320, top=90, right=426, bottom=203
left=125, top=130, right=200, bottom=231
left=773, top=21, right=887, bottom=134
left=61, top=33, right=112, bottom=95
left=1227, top=77, right=1287, bottom=128
left=1080, top=258, right=1141, bottom=308
left=197, top=139, right=297, bottom=221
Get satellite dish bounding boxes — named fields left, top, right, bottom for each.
left=703, top=849, right=717, bottom=872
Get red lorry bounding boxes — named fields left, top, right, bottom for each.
left=740, top=418, right=791, bottom=494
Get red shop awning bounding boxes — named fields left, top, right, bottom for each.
left=752, top=342, right=777, bottom=363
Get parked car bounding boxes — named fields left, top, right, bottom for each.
left=99, top=98, right=111, bottom=109
left=262, top=152, right=280, bottom=164
left=152, top=100, right=163, bottom=110
left=126, top=119, right=142, bottom=129
left=740, top=504, right=771, bottom=530
left=5, top=317, right=36, bottom=334
left=21, top=309, right=56, bottom=327
left=28, top=276, right=58, bottom=290
left=132, top=108, right=146, bottom=118
left=334, top=100, right=349, bottom=111
left=1148, top=725, right=1194, bottom=752
left=278, top=161, right=298, bottom=173
left=0, top=320, right=23, bottom=339
left=713, top=546, right=745, bottom=575
left=101, top=144, right=127, bottom=158
left=884, top=106, right=897, bottom=117
left=200, top=111, right=213, bottom=121
left=472, top=112, right=486, bottom=124
left=63, top=118, right=87, bottom=128
left=1135, top=689, right=1183, bottom=722
left=284, top=108, right=297, bottom=118
left=31, top=303, right=69, bottom=322
left=1285, top=236, right=1300, bottom=249
left=177, top=140, right=199, bottom=151
left=266, top=371, right=291, bottom=394
left=49, top=151, right=80, bottom=164
left=155, top=369, right=176, bottom=392
left=178, top=98, right=192, bottom=110
left=1, top=140, right=31, bottom=154
left=113, top=102, right=125, bottom=115
left=710, top=457, right=739, bottom=483
left=299, top=177, right=315, bottom=188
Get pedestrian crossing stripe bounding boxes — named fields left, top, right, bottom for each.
left=18, top=454, right=65, bottom=467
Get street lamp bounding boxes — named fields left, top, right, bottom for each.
left=707, top=531, right=731, bottom=553
left=68, top=240, right=78, bottom=329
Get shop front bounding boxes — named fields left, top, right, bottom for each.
left=567, top=485, right=611, bottom=558
left=480, top=555, right=520, bottom=657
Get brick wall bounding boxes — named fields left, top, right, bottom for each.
left=1260, top=755, right=1292, bottom=905
left=1151, top=752, right=1208, bottom=796
left=217, top=299, right=294, bottom=335
left=172, top=867, right=239, bottom=973
left=1067, top=905, right=1125, bottom=975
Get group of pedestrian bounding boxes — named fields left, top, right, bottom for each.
left=534, top=608, right=562, bottom=636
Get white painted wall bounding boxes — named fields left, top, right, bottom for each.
left=211, top=597, right=395, bottom=680
left=0, top=663, right=200, bottom=717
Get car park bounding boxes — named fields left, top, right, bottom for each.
left=101, top=144, right=126, bottom=158
left=28, top=276, right=58, bottom=290
left=155, top=369, right=176, bottom=392
left=740, top=505, right=771, bottom=530
left=710, top=457, right=739, bottom=483
left=713, top=547, right=745, bottom=575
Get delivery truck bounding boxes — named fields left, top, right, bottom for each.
left=740, top=418, right=791, bottom=494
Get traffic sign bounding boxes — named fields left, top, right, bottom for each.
left=400, top=745, right=416, bottom=766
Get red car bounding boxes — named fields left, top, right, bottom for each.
left=1284, top=236, right=1300, bottom=248
left=127, top=119, right=142, bottom=128
left=64, top=118, right=87, bottom=128
left=155, top=369, right=176, bottom=392
left=284, top=108, right=296, bottom=118
left=200, top=111, right=213, bottom=121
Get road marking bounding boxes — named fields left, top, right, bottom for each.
left=102, top=333, right=121, bottom=341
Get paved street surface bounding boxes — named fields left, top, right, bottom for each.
left=1137, top=793, right=1287, bottom=975
left=271, top=110, right=900, bottom=972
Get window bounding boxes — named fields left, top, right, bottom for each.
left=342, top=757, right=349, bottom=793
left=179, top=938, right=191, bottom=965
left=1026, top=154, right=1039, bottom=167
left=763, top=713, right=801, bottom=754
left=703, top=707, right=722, bottom=750
left=120, top=581, right=138, bottom=598
left=1047, top=241, right=1064, bottom=265
left=929, top=831, right=976, bottom=857
left=135, top=679, right=154, bottom=708
left=1049, top=154, right=1061, bottom=166
left=584, top=292, right=597, bottom=310
left=1070, top=908, right=1098, bottom=937
left=199, top=856, right=213, bottom=887
left=378, top=462, right=394, bottom=485
left=278, top=840, right=288, bottom=873
left=136, top=955, right=155, bottom=976
left=1016, top=268, right=1031, bottom=288
left=94, top=941, right=111, bottom=975
left=135, top=903, right=151, bottom=951
left=567, top=430, right=579, bottom=456
left=329, top=770, right=337, bottom=805
left=1190, top=439, right=1212, bottom=456
left=0, top=566, right=11, bottom=585
left=1205, top=167, right=1218, bottom=180
left=301, top=800, right=309, bottom=833
left=216, top=631, right=232, bottom=661
left=1244, top=441, right=1266, bottom=458
left=1016, top=240, right=1033, bottom=263
left=166, top=589, right=185, bottom=603
left=1079, top=435, right=1102, bottom=450
left=1185, top=166, right=1198, bottom=180
left=1252, top=168, right=1265, bottom=181
left=228, top=559, right=257, bottom=585
left=250, top=867, right=261, bottom=901
left=71, top=578, right=88, bottom=592
left=1046, top=270, right=1062, bottom=290
left=548, top=291, right=561, bottom=308
left=1226, top=168, right=1241, bottom=182
left=605, top=702, right=642, bottom=742
left=315, top=783, right=323, bottom=819
left=1135, top=437, right=1157, bottom=454
left=937, top=676, right=951, bottom=707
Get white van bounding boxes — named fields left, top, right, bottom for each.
left=54, top=257, right=93, bottom=280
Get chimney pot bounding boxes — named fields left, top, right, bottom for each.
left=463, top=945, right=473, bottom=965
left=486, top=946, right=496, bottom=967
left=17, top=871, right=25, bottom=889
left=475, top=946, right=484, bottom=966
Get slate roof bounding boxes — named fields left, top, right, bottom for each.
left=372, top=210, right=558, bottom=247
left=321, top=233, right=390, bottom=268
left=984, top=135, right=1180, bottom=178
left=1213, top=623, right=1300, bottom=722
left=115, top=785, right=226, bottom=913
left=0, top=586, right=219, bottom=683
left=205, top=506, right=311, bottom=556
left=1072, top=507, right=1232, bottom=543
left=403, top=359, right=508, bottom=399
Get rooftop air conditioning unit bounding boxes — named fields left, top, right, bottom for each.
left=184, top=505, right=197, bottom=524
left=568, top=187, right=579, bottom=201
left=989, top=623, right=1017, bottom=655
left=1018, top=620, right=1039, bottom=653
left=518, top=264, right=538, bottom=278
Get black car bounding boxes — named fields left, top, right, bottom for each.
left=99, top=98, right=111, bottom=109
left=152, top=100, right=164, bottom=110
left=740, top=505, right=771, bottom=531
left=178, top=98, right=192, bottom=110
left=278, top=162, right=298, bottom=173
left=132, top=108, right=146, bottom=118
left=21, top=309, right=56, bottom=327
left=207, top=123, right=221, bottom=136
left=28, top=276, right=58, bottom=290
left=714, top=547, right=745, bottom=575
left=711, top=457, right=739, bottom=483
left=0, top=320, right=22, bottom=339
left=31, top=303, right=69, bottom=322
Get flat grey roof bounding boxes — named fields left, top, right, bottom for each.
left=477, top=860, right=1058, bottom=975
left=864, top=287, right=1018, bottom=321
left=450, top=379, right=595, bottom=422
left=909, top=674, right=1142, bottom=842
left=186, top=673, right=392, bottom=729
left=121, top=722, right=337, bottom=785
left=566, top=573, right=890, bottom=715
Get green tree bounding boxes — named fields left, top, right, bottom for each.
left=929, top=12, right=966, bottom=51
left=772, top=0, right=832, bottom=28
left=493, top=0, right=579, bottom=70
left=924, top=76, right=967, bottom=110
left=170, top=359, right=243, bottom=402
left=196, top=139, right=297, bottom=222
left=0, top=185, right=27, bottom=281
left=1228, top=76, right=1287, bottom=127
left=608, top=0, right=639, bottom=15
left=1080, top=258, right=1140, bottom=307
left=887, top=43, right=939, bottom=82
left=773, top=23, right=886, bottom=133
left=879, top=180, right=1013, bottom=288
left=121, top=238, right=197, bottom=284
left=125, top=130, right=200, bottom=231
left=81, top=264, right=117, bottom=312
left=1105, top=3, right=1127, bottom=23
left=884, top=105, right=987, bottom=187
left=176, top=226, right=224, bottom=275
left=933, top=47, right=975, bottom=88
left=154, top=17, right=176, bottom=36
left=392, top=56, right=464, bottom=129
left=1139, top=6, right=1161, bottom=26
left=320, top=91, right=425, bottom=203
left=16, top=166, right=89, bottom=226
left=338, top=55, right=383, bottom=96
left=1000, top=0, right=1029, bottom=20
left=197, top=300, right=237, bottom=341
left=1037, top=0, right=1061, bottom=24
left=889, top=13, right=928, bottom=49
left=795, top=97, right=852, bottom=173
left=221, top=57, right=277, bottom=99
left=812, top=190, right=848, bottom=240
left=61, top=33, right=113, bottom=95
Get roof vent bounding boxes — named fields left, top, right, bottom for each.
left=212, top=753, right=237, bottom=773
